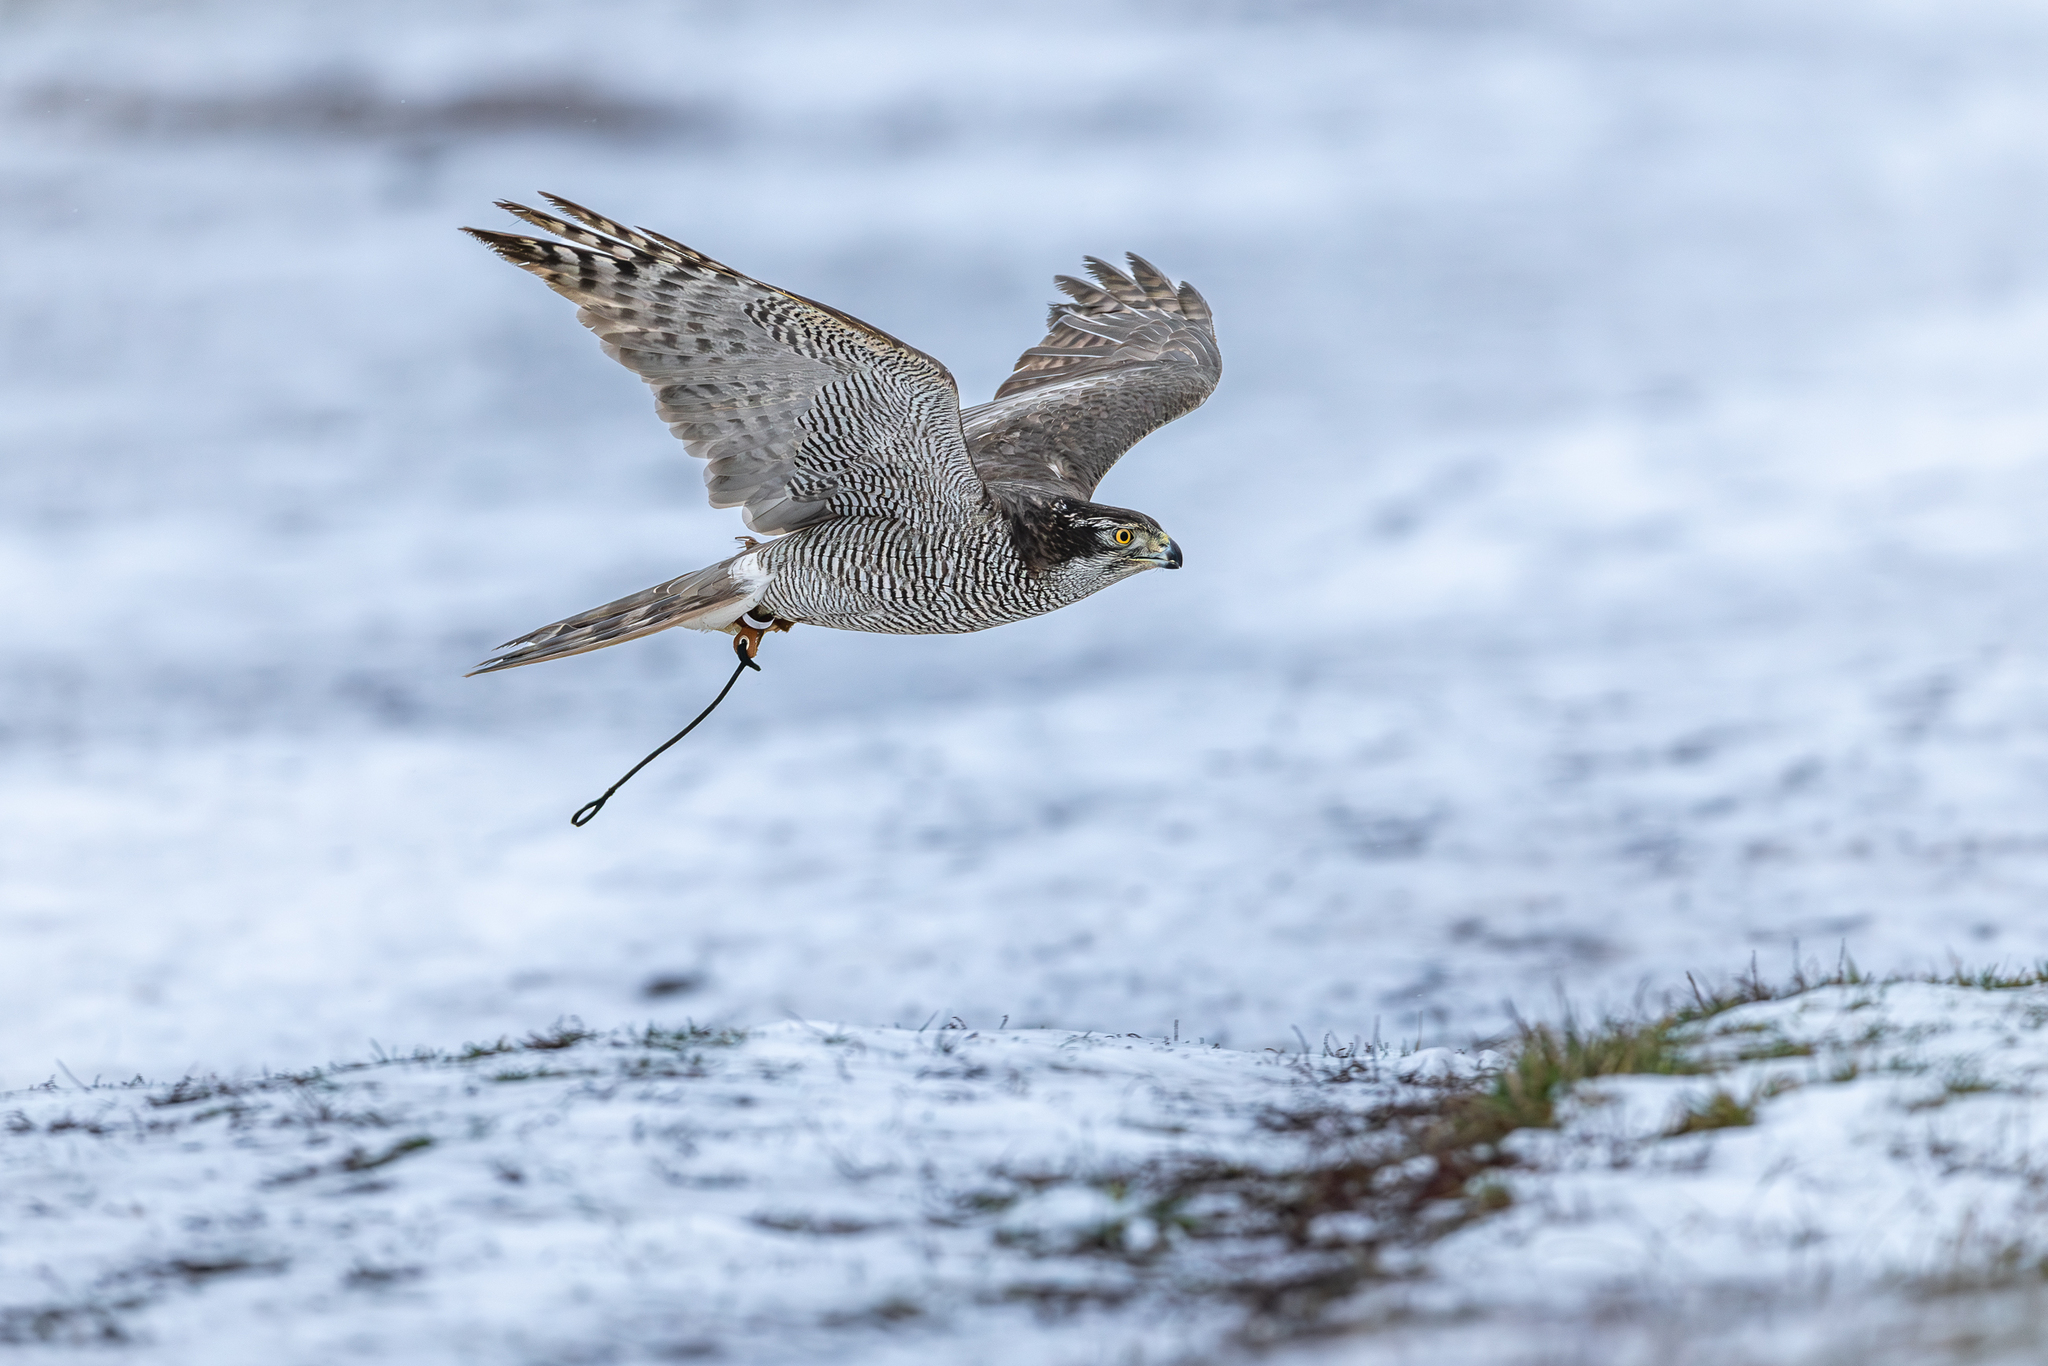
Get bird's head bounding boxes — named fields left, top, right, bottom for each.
left=1075, top=504, right=1182, bottom=573
left=1007, top=497, right=1182, bottom=578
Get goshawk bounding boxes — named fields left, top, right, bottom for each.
left=463, top=196, right=1220, bottom=673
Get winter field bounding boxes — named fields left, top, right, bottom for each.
left=7, top=0, right=2048, bottom=1359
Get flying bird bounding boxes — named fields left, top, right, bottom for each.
left=463, top=195, right=1220, bottom=674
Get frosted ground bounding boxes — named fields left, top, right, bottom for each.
left=15, top=981, right=2048, bottom=1364
left=7, top=0, right=2048, bottom=1359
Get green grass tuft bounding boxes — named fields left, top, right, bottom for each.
left=338, top=1136, right=432, bottom=1172
left=1456, top=1015, right=1703, bottom=1141
left=1937, top=961, right=2048, bottom=991
left=1668, top=1089, right=1757, bottom=1135
left=1733, top=1037, right=1817, bottom=1061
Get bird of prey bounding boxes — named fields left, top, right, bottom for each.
left=463, top=195, right=1220, bottom=674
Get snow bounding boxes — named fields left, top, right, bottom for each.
left=10, top=0, right=2048, bottom=1357
left=10, top=984, right=2048, bottom=1362
left=1303, top=979, right=2048, bottom=1364
left=0, top=1021, right=1474, bottom=1363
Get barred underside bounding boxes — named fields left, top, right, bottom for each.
left=752, top=517, right=1143, bottom=636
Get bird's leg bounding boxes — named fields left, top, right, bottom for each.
left=730, top=609, right=792, bottom=661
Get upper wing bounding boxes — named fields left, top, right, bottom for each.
left=465, top=195, right=982, bottom=535
left=962, top=254, right=1220, bottom=501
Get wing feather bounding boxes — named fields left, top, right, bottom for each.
left=464, top=197, right=980, bottom=535
left=964, top=253, right=1220, bottom=500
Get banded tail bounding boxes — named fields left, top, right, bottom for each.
left=468, top=554, right=758, bottom=675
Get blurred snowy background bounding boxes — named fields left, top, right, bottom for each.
left=7, top=0, right=2048, bottom=1086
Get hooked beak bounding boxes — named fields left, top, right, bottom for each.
left=1134, top=538, right=1183, bottom=569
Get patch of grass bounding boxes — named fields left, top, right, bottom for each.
left=1673, top=951, right=1874, bottom=1027
left=1905, top=1066, right=2002, bottom=1112
left=1668, top=1089, right=1757, bottom=1136
left=631, top=1022, right=747, bottom=1052
left=992, top=955, right=2048, bottom=1341
left=1456, top=1015, right=1703, bottom=1140
left=615, top=1055, right=723, bottom=1081
left=457, top=1037, right=519, bottom=1061
left=42, top=1114, right=111, bottom=1135
left=1939, top=962, right=2048, bottom=991
left=522, top=1019, right=597, bottom=1051
left=148, top=1076, right=244, bottom=1108
left=487, top=1067, right=585, bottom=1083
left=186, top=1103, right=256, bottom=1127
left=1732, top=1036, right=1816, bottom=1061
left=338, top=1135, right=432, bottom=1173
left=1671, top=953, right=2048, bottom=1037
left=1466, top=1177, right=1513, bottom=1212
left=0, top=1253, right=285, bottom=1346
left=275, top=1096, right=391, bottom=1129
left=970, top=1000, right=1772, bottom=1338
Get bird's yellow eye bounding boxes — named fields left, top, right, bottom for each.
left=1114, top=527, right=1134, bottom=546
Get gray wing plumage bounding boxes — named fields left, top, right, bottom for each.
left=464, top=195, right=982, bottom=535
left=962, top=254, right=1220, bottom=501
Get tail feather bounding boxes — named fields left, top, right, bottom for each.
left=468, top=555, right=755, bottom=675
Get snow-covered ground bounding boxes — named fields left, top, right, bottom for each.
left=0, top=1019, right=1477, bottom=1363
left=9, top=979, right=2048, bottom=1364
left=8, top=0, right=2048, bottom=1357
left=1408, top=978, right=2048, bottom=1365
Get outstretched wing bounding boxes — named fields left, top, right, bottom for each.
left=962, top=254, right=1220, bottom=501
left=465, top=195, right=983, bottom=535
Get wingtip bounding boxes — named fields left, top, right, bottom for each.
left=1124, top=252, right=1182, bottom=311
left=460, top=226, right=530, bottom=261
left=1080, top=255, right=1152, bottom=309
